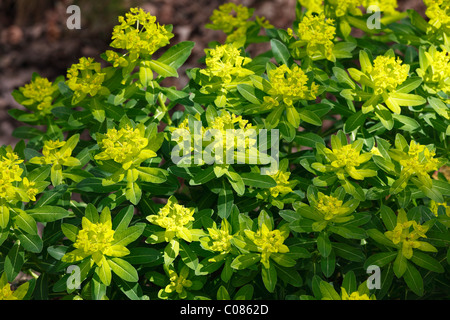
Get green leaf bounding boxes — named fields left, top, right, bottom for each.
left=380, top=205, right=397, bottom=231
left=261, top=264, right=277, bottom=293
left=136, top=167, right=167, bottom=184
left=319, top=281, right=340, bottom=300
left=364, top=251, right=397, bottom=269
left=179, top=240, right=200, bottom=271
left=125, top=247, right=162, bottom=265
left=317, top=233, right=332, bottom=258
left=5, top=241, right=25, bottom=282
left=108, top=258, right=139, bottom=282
left=230, top=253, right=261, bottom=270
left=112, top=224, right=145, bottom=247
left=16, top=231, right=43, bottom=253
left=240, top=172, right=277, bottom=188
left=27, top=206, right=70, bottom=223
left=299, top=109, right=322, bottom=126
left=393, top=251, right=408, bottom=278
left=343, top=111, right=366, bottom=133
left=403, top=263, right=424, bottom=296
left=237, top=84, right=262, bottom=104
left=332, top=242, right=365, bottom=262
left=125, top=182, right=142, bottom=205
left=218, top=180, right=234, bottom=219
left=164, top=239, right=179, bottom=265
left=157, top=41, right=194, bottom=70
left=13, top=210, right=38, bottom=235
left=147, top=60, right=178, bottom=78
left=321, top=249, right=336, bottom=277
left=61, top=223, right=79, bottom=242
left=270, top=39, right=291, bottom=66
left=410, top=251, right=444, bottom=273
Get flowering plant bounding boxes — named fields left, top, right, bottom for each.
left=1, top=0, right=449, bottom=301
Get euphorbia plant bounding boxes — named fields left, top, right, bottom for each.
left=0, top=0, right=449, bottom=301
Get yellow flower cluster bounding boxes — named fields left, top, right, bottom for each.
left=66, top=57, right=106, bottom=102
left=299, top=0, right=324, bottom=14
left=207, top=2, right=253, bottom=35
left=296, top=13, right=336, bottom=61
left=315, top=193, right=347, bottom=220
left=328, top=0, right=363, bottom=17
left=164, top=268, right=192, bottom=299
left=95, top=125, right=154, bottom=170
left=210, top=111, right=252, bottom=131
left=424, top=0, right=450, bottom=33
left=110, top=7, right=173, bottom=60
left=245, top=224, right=289, bottom=268
left=63, top=209, right=130, bottom=267
left=265, top=64, right=319, bottom=107
left=205, top=222, right=233, bottom=253
left=364, top=0, right=399, bottom=13
left=417, top=46, right=450, bottom=95
left=0, top=273, right=29, bottom=300
left=200, top=43, right=254, bottom=84
left=206, top=3, right=272, bottom=45
left=19, top=76, right=56, bottom=114
left=385, top=215, right=435, bottom=259
left=147, top=199, right=195, bottom=236
left=327, top=144, right=374, bottom=180
left=367, top=55, right=409, bottom=94
left=30, top=140, right=80, bottom=168
left=105, top=50, right=129, bottom=68
left=0, top=147, right=24, bottom=202
left=269, top=170, right=293, bottom=198
left=341, top=288, right=371, bottom=300
left=73, top=218, right=117, bottom=260
left=398, top=141, right=440, bottom=186
left=430, top=200, right=450, bottom=217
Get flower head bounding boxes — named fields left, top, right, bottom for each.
left=66, top=57, right=107, bottom=103
left=160, top=265, right=193, bottom=300
left=244, top=223, right=290, bottom=269
left=384, top=209, right=437, bottom=259
left=203, top=219, right=234, bottom=253
left=62, top=207, right=130, bottom=267
left=200, top=43, right=253, bottom=84
left=429, top=200, right=450, bottom=217
left=296, top=13, right=336, bottom=61
left=95, top=124, right=156, bottom=170
left=146, top=196, right=196, bottom=242
left=19, top=76, right=56, bottom=115
left=341, top=288, right=372, bottom=300
left=417, top=46, right=450, bottom=99
left=110, top=7, right=173, bottom=60
left=424, top=0, right=450, bottom=34
left=269, top=170, right=293, bottom=198
left=0, top=146, right=24, bottom=202
left=0, top=273, right=29, bottom=300
left=266, top=64, right=319, bottom=106
left=328, top=0, right=363, bottom=17
left=367, top=55, right=410, bottom=95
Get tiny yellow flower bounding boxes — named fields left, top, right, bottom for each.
left=146, top=196, right=196, bottom=242
left=0, top=273, right=29, bottom=300
left=200, top=43, right=253, bottom=84
left=204, top=220, right=234, bottom=253
left=66, top=57, right=107, bottom=103
left=267, top=64, right=319, bottom=106
left=110, top=7, right=173, bottom=60
left=417, top=46, right=450, bottom=98
left=298, top=0, right=324, bottom=14
left=0, top=146, right=24, bottom=202
left=95, top=124, right=156, bottom=170
left=364, top=0, right=399, bottom=14
left=269, top=170, right=293, bottom=198
left=430, top=200, right=450, bottom=217
left=244, top=223, right=290, bottom=269
left=296, top=13, right=336, bottom=61
left=424, top=0, right=450, bottom=34
left=366, top=55, right=410, bottom=95
left=328, top=0, right=363, bottom=17
left=163, top=266, right=192, bottom=299
left=315, top=193, right=349, bottom=220
left=62, top=208, right=130, bottom=267
left=19, top=76, right=57, bottom=115
left=384, top=210, right=436, bottom=259
left=341, top=288, right=372, bottom=300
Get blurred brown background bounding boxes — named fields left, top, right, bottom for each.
left=0, top=0, right=426, bottom=147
